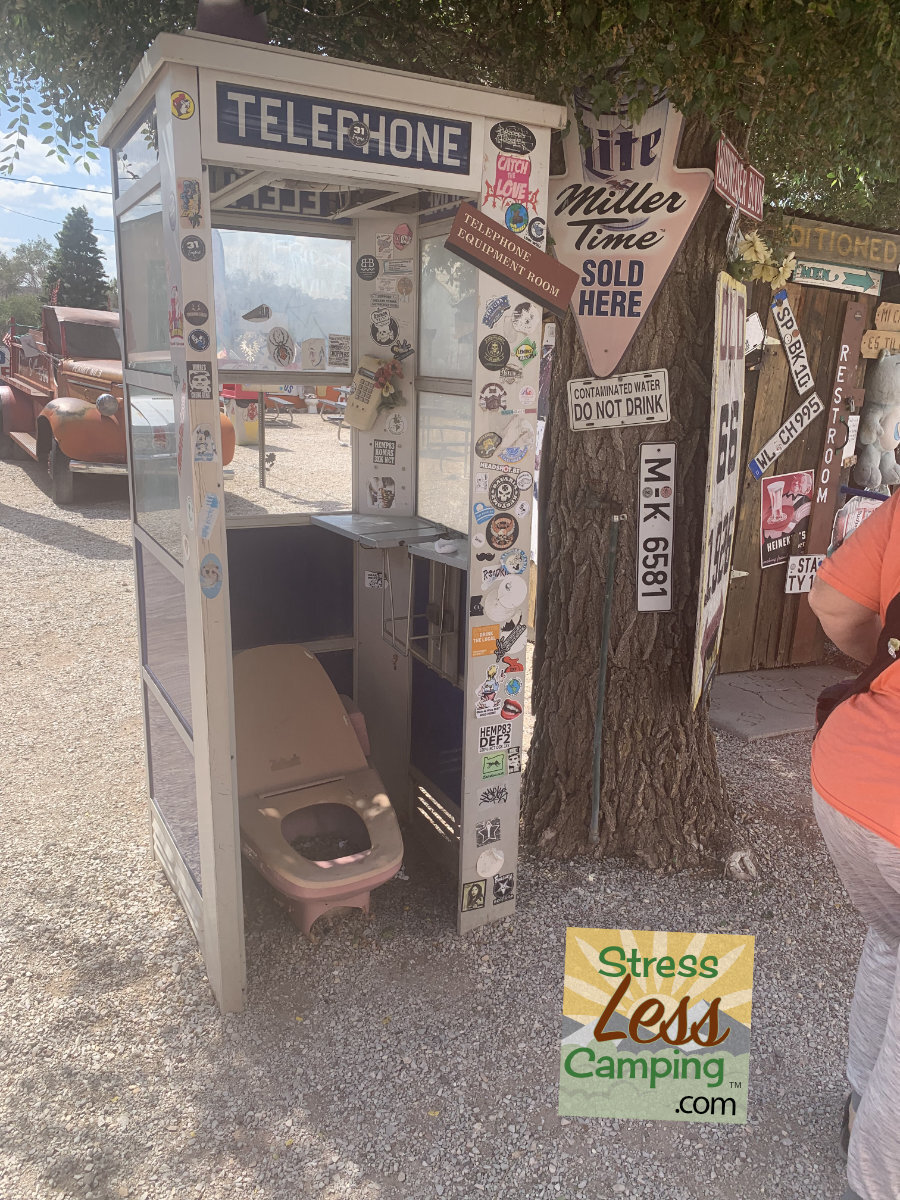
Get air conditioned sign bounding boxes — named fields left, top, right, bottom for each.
left=548, top=98, right=713, bottom=378
left=215, top=82, right=471, bottom=174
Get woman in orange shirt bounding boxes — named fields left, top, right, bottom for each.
left=809, top=487, right=900, bottom=1200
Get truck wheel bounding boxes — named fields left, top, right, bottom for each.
left=49, top=438, right=77, bottom=505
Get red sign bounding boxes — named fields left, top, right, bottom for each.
left=714, top=136, right=764, bottom=222
left=445, top=203, right=578, bottom=320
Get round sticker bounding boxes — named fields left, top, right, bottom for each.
left=384, top=413, right=407, bottom=435
left=502, top=547, right=528, bottom=574
left=527, top=216, right=546, bottom=245
left=479, top=334, right=510, bottom=372
left=393, top=223, right=413, bottom=251
left=515, top=339, right=537, bottom=364
left=485, top=514, right=519, bottom=551
left=188, top=329, right=210, bottom=352
left=356, top=254, right=380, bottom=281
left=397, top=276, right=413, bottom=296
left=199, top=553, right=223, bottom=599
left=475, top=431, right=502, bottom=459
left=184, top=300, right=208, bottom=326
left=476, top=847, right=505, bottom=879
left=268, top=327, right=296, bottom=367
left=516, top=472, right=533, bottom=491
left=347, top=122, right=370, bottom=147
left=489, top=475, right=520, bottom=511
left=490, top=121, right=536, bottom=155
left=181, top=235, right=206, bottom=262
left=479, top=383, right=507, bottom=412
left=505, top=203, right=529, bottom=234
left=506, top=678, right=522, bottom=696
left=171, top=91, right=195, bottom=120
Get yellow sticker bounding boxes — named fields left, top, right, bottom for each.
left=171, top=90, right=196, bottom=120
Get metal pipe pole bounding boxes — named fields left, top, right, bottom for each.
left=590, top=513, right=624, bottom=846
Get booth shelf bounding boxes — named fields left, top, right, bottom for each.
left=407, top=536, right=469, bottom=574
left=310, top=513, right=443, bottom=549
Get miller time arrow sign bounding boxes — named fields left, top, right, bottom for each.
left=548, top=94, right=713, bottom=378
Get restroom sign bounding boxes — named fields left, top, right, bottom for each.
left=568, top=370, right=669, bottom=430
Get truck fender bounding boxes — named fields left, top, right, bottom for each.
left=40, top=395, right=126, bottom=464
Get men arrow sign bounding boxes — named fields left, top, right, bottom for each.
left=792, top=259, right=883, bottom=296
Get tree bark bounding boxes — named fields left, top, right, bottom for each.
left=524, top=113, right=736, bottom=867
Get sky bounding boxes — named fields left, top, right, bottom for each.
left=0, top=89, right=115, bottom=274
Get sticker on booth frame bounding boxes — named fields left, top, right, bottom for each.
left=188, top=329, right=210, bottom=352
left=461, top=880, right=486, bottom=912
left=479, top=333, right=510, bottom=371
left=476, top=817, right=502, bottom=846
left=178, top=178, right=202, bottom=229
left=471, top=624, right=501, bottom=657
left=199, top=553, right=223, bottom=599
left=481, top=751, right=507, bottom=779
left=507, top=746, right=522, bottom=774
left=373, top=439, right=396, bottom=465
left=493, top=872, right=515, bottom=903
left=370, top=309, right=398, bottom=347
left=477, top=847, right=505, bottom=878
left=199, top=492, right=220, bottom=539
left=184, top=300, right=209, bottom=327
left=187, top=361, right=212, bottom=400
left=171, top=91, right=195, bottom=119
left=479, top=784, right=509, bottom=806
left=384, top=412, right=407, bottom=435
left=181, top=234, right=206, bottom=262
left=193, top=423, right=217, bottom=462
left=356, top=254, right=380, bottom=280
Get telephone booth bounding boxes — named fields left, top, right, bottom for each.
left=99, top=30, right=566, bottom=1010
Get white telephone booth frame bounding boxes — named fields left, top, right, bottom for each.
left=100, top=31, right=566, bottom=1012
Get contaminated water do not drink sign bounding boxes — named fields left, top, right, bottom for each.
left=568, top=369, right=670, bottom=431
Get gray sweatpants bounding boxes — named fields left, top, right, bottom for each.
left=814, top=792, right=900, bottom=1200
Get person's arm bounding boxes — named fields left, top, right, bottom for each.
left=809, top=575, right=881, bottom=663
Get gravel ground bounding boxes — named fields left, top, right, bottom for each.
left=0, top=452, right=861, bottom=1200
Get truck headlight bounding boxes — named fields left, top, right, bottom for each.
left=96, top=393, right=118, bottom=416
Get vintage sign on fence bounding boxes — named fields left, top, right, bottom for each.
left=714, top=136, right=764, bottom=221
left=691, top=273, right=746, bottom=708
left=785, top=555, right=825, bottom=594
left=803, top=302, right=867, bottom=554
left=861, top=329, right=900, bottom=358
left=748, top=393, right=825, bottom=480
left=446, top=202, right=578, bottom=319
left=568, top=369, right=669, bottom=430
left=548, top=97, right=713, bottom=378
left=770, top=289, right=814, bottom=397
left=792, top=260, right=882, bottom=296
left=637, top=442, right=676, bottom=612
left=787, top=218, right=900, bottom=272
left=875, top=302, right=900, bottom=331
left=760, top=470, right=813, bottom=569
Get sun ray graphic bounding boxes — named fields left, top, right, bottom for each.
left=563, top=928, right=754, bottom=1029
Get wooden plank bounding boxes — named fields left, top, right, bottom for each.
left=718, top=285, right=792, bottom=673
left=773, top=287, right=844, bottom=665
left=786, top=217, right=900, bottom=273
left=791, top=294, right=877, bottom=663
left=748, top=285, right=830, bottom=672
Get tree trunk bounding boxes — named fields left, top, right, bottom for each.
left=524, top=113, right=736, bottom=867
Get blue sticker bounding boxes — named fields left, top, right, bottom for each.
left=473, top=501, right=496, bottom=525
left=199, top=553, right=223, bottom=599
left=199, top=492, right=220, bottom=539
left=505, top=203, right=529, bottom=233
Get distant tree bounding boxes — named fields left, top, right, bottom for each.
left=43, top=206, right=108, bottom=308
left=12, top=237, right=52, bottom=292
left=0, top=291, right=42, bottom=330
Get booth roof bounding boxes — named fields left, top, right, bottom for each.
left=98, top=30, right=568, bottom=148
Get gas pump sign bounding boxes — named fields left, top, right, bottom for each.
left=691, top=273, right=746, bottom=708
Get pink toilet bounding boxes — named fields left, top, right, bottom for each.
left=232, top=643, right=404, bottom=935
